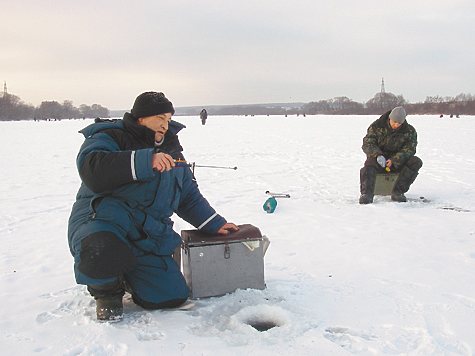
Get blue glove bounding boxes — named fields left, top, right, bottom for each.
left=377, top=156, right=386, bottom=168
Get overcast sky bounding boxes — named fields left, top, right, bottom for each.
left=3, top=0, right=475, bottom=110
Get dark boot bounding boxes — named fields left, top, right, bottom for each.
left=88, top=279, right=125, bottom=322
left=359, top=166, right=376, bottom=204
left=391, top=166, right=419, bottom=202
left=95, top=298, right=123, bottom=322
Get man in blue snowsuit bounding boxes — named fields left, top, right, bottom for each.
left=68, top=92, right=238, bottom=321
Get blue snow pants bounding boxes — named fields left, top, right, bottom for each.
left=73, top=223, right=190, bottom=308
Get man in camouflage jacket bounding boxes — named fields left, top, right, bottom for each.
left=359, top=106, right=422, bottom=204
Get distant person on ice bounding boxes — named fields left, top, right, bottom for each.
left=68, top=91, right=238, bottom=321
left=200, top=108, right=207, bottom=125
left=359, top=106, right=422, bottom=204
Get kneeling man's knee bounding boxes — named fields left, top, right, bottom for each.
left=78, top=231, right=137, bottom=279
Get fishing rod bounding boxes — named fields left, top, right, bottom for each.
left=263, top=190, right=291, bottom=213
left=174, top=159, right=237, bottom=174
left=265, top=191, right=290, bottom=198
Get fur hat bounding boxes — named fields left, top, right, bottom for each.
left=131, top=92, right=175, bottom=119
left=389, top=106, right=406, bottom=123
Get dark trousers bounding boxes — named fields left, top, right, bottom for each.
left=360, top=156, right=423, bottom=196
left=78, top=230, right=189, bottom=309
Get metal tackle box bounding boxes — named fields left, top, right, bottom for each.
left=177, top=224, right=267, bottom=299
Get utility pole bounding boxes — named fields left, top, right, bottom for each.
left=380, top=77, right=386, bottom=109
left=2, top=81, right=6, bottom=97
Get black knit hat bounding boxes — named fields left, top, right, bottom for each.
left=131, top=92, right=175, bottom=119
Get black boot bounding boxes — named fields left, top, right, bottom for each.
left=95, top=298, right=123, bottom=322
left=88, top=279, right=125, bottom=322
left=391, top=166, right=419, bottom=202
left=359, top=166, right=376, bottom=204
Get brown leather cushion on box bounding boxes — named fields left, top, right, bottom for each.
left=181, top=224, right=262, bottom=246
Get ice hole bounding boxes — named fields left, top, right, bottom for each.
left=240, top=306, right=288, bottom=332
left=246, top=319, right=279, bottom=332
left=234, top=305, right=288, bottom=333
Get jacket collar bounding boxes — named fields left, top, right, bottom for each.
left=123, top=112, right=156, bottom=147
left=122, top=112, right=186, bottom=147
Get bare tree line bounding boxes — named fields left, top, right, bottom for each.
left=301, top=92, right=473, bottom=116
left=179, top=92, right=475, bottom=117
left=1, top=90, right=474, bottom=121
left=0, top=93, right=109, bottom=121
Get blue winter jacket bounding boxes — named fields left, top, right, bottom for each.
left=68, top=114, right=227, bottom=266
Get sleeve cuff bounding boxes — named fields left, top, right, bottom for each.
left=198, top=213, right=227, bottom=234
left=133, top=148, right=155, bottom=180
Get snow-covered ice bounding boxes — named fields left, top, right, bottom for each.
left=1, top=114, right=474, bottom=355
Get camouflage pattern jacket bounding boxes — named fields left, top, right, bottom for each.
left=362, top=110, right=418, bottom=170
